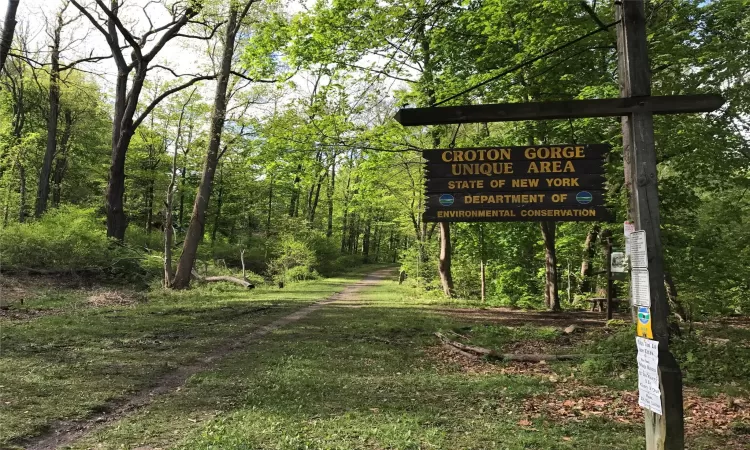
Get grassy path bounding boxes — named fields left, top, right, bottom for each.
left=4, top=269, right=748, bottom=449
left=54, top=274, right=645, bottom=450
left=0, top=266, right=390, bottom=449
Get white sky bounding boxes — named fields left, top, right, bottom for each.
left=0, top=0, right=318, bottom=116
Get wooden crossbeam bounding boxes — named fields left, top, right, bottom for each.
left=394, top=94, right=724, bottom=126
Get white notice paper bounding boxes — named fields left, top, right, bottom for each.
left=636, top=337, right=662, bottom=415
left=631, top=268, right=651, bottom=306
left=630, top=230, right=648, bottom=268
left=611, top=252, right=626, bottom=273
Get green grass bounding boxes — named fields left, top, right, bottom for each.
left=64, top=279, right=644, bottom=450
left=0, top=264, right=388, bottom=447
left=3, top=271, right=747, bottom=449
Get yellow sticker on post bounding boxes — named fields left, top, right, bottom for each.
left=637, top=306, right=653, bottom=339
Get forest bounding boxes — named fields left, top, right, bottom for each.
left=1, top=0, right=748, bottom=313
left=1, top=0, right=749, bottom=449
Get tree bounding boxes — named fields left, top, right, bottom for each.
left=35, top=0, right=110, bottom=217
left=69, top=0, right=216, bottom=240
left=0, top=0, right=20, bottom=69
left=172, top=0, right=260, bottom=289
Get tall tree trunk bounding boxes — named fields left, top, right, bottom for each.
left=107, top=67, right=142, bottom=240
left=417, top=15, right=454, bottom=296
left=289, top=164, right=301, bottom=217
left=145, top=178, right=154, bottom=232
left=438, top=222, right=454, bottom=296
left=17, top=162, right=26, bottom=223
left=580, top=224, right=600, bottom=292
left=211, top=166, right=224, bottom=242
left=35, top=9, right=62, bottom=218
left=326, top=157, right=335, bottom=238
left=541, top=222, right=561, bottom=311
left=340, top=168, right=351, bottom=251
left=0, top=0, right=20, bottom=70
left=308, top=172, right=324, bottom=225
left=172, top=4, right=242, bottom=289
left=51, top=109, right=72, bottom=207
left=480, top=224, right=486, bottom=302
left=164, top=135, right=181, bottom=287
left=266, top=174, right=273, bottom=236
left=363, top=218, right=372, bottom=262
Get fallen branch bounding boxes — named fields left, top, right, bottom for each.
left=434, top=332, right=584, bottom=362
left=191, top=270, right=255, bottom=289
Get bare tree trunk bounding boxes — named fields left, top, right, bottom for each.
left=35, top=5, right=62, bottom=218
left=308, top=172, right=324, bottom=225
left=289, top=164, right=301, bottom=217
left=480, top=224, right=486, bottom=302
left=145, top=178, right=154, bottom=232
left=164, top=89, right=194, bottom=287
left=172, top=3, right=246, bottom=289
left=51, top=109, right=72, bottom=207
left=541, top=222, right=561, bottom=311
left=0, top=0, right=20, bottom=70
left=178, top=123, right=193, bottom=227
left=266, top=174, right=273, bottom=236
left=164, top=146, right=179, bottom=287
left=580, top=224, right=600, bottom=292
left=326, top=156, right=335, bottom=238
left=211, top=165, right=224, bottom=242
left=438, top=222, right=454, bottom=297
left=17, top=162, right=26, bottom=223
left=363, top=217, right=372, bottom=262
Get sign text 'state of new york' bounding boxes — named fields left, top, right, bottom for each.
left=423, top=144, right=611, bottom=222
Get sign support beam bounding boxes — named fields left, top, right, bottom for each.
left=394, top=94, right=723, bottom=126
left=616, top=1, right=684, bottom=448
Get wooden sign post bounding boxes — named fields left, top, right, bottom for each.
left=616, top=1, right=683, bottom=448
left=395, top=1, right=724, bottom=447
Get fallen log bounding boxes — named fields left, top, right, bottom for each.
left=191, top=270, right=255, bottom=289
left=435, top=332, right=584, bottom=362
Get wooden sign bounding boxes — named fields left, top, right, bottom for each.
left=423, top=144, right=611, bottom=223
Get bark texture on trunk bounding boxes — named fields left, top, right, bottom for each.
left=326, top=157, right=335, bottom=238
left=36, top=8, right=62, bottom=218
left=438, top=222, right=454, bottom=297
left=17, top=162, right=26, bottom=222
left=172, top=4, right=245, bottom=288
left=580, top=224, right=600, bottom=293
left=0, top=0, right=20, bottom=70
left=541, top=221, right=561, bottom=311
left=51, top=109, right=73, bottom=207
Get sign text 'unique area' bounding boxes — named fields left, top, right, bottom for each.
left=423, top=144, right=611, bottom=222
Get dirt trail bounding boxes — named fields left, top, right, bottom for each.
left=21, top=269, right=394, bottom=450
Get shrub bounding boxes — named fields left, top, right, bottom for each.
left=268, top=235, right=317, bottom=281
left=1, top=206, right=113, bottom=270
left=286, top=265, right=320, bottom=281
left=243, top=271, right=267, bottom=286
left=0, top=206, right=155, bottom=283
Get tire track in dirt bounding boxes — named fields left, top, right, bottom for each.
left=20, top=269, right=394, bottom=450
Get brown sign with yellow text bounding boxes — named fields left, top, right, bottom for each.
left=423, top=144, right=611, bottom=222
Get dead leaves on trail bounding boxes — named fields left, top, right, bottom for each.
left=523, top=385, right=750, bottom=439
left=429, top=345, right=750, bottom=443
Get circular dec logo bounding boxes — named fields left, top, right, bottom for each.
left=637, top=306, right=650, bottom=324
left=576, top=191, right=593, bottom=205
left=439, top=194, right=455, bottom=206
